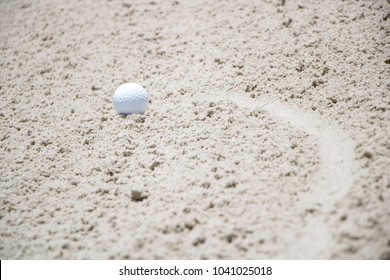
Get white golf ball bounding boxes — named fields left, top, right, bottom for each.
left=112, top=83, right=149, bottom=115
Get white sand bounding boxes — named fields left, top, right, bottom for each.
left=0, top=0, right=389, bottom=259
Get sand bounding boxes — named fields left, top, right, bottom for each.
left=0, top=0, right=389, bottom=259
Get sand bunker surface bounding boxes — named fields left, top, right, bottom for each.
left=0, top=0, right=389, bottom=259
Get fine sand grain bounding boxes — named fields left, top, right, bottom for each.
left=0, top=0, right=389, bottom=259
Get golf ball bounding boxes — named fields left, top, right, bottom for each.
left=112, top=83, right=149, bottom=115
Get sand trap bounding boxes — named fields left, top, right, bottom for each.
left=1, top=0, right=389, bottom=259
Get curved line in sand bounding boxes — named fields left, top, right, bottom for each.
left=197, top=94, right=355, bottom=258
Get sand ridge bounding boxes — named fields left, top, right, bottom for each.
left=194, top=93, right=355, bottom=258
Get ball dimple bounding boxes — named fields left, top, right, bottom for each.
left=112, top=83, right=149, bottom=115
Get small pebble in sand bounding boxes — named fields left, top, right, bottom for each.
left=192, top=237, right=206, bottom=246
left=363, top=150, right=373, bottom=159
left=131, top=190, right=148, bottom=202
left=225, top=180, right=237, bottom=188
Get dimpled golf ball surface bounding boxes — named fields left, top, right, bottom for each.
left=113, top=83, right=149, bottom=115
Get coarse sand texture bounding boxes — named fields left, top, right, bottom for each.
left=0, top=0, right=389, bottom=259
